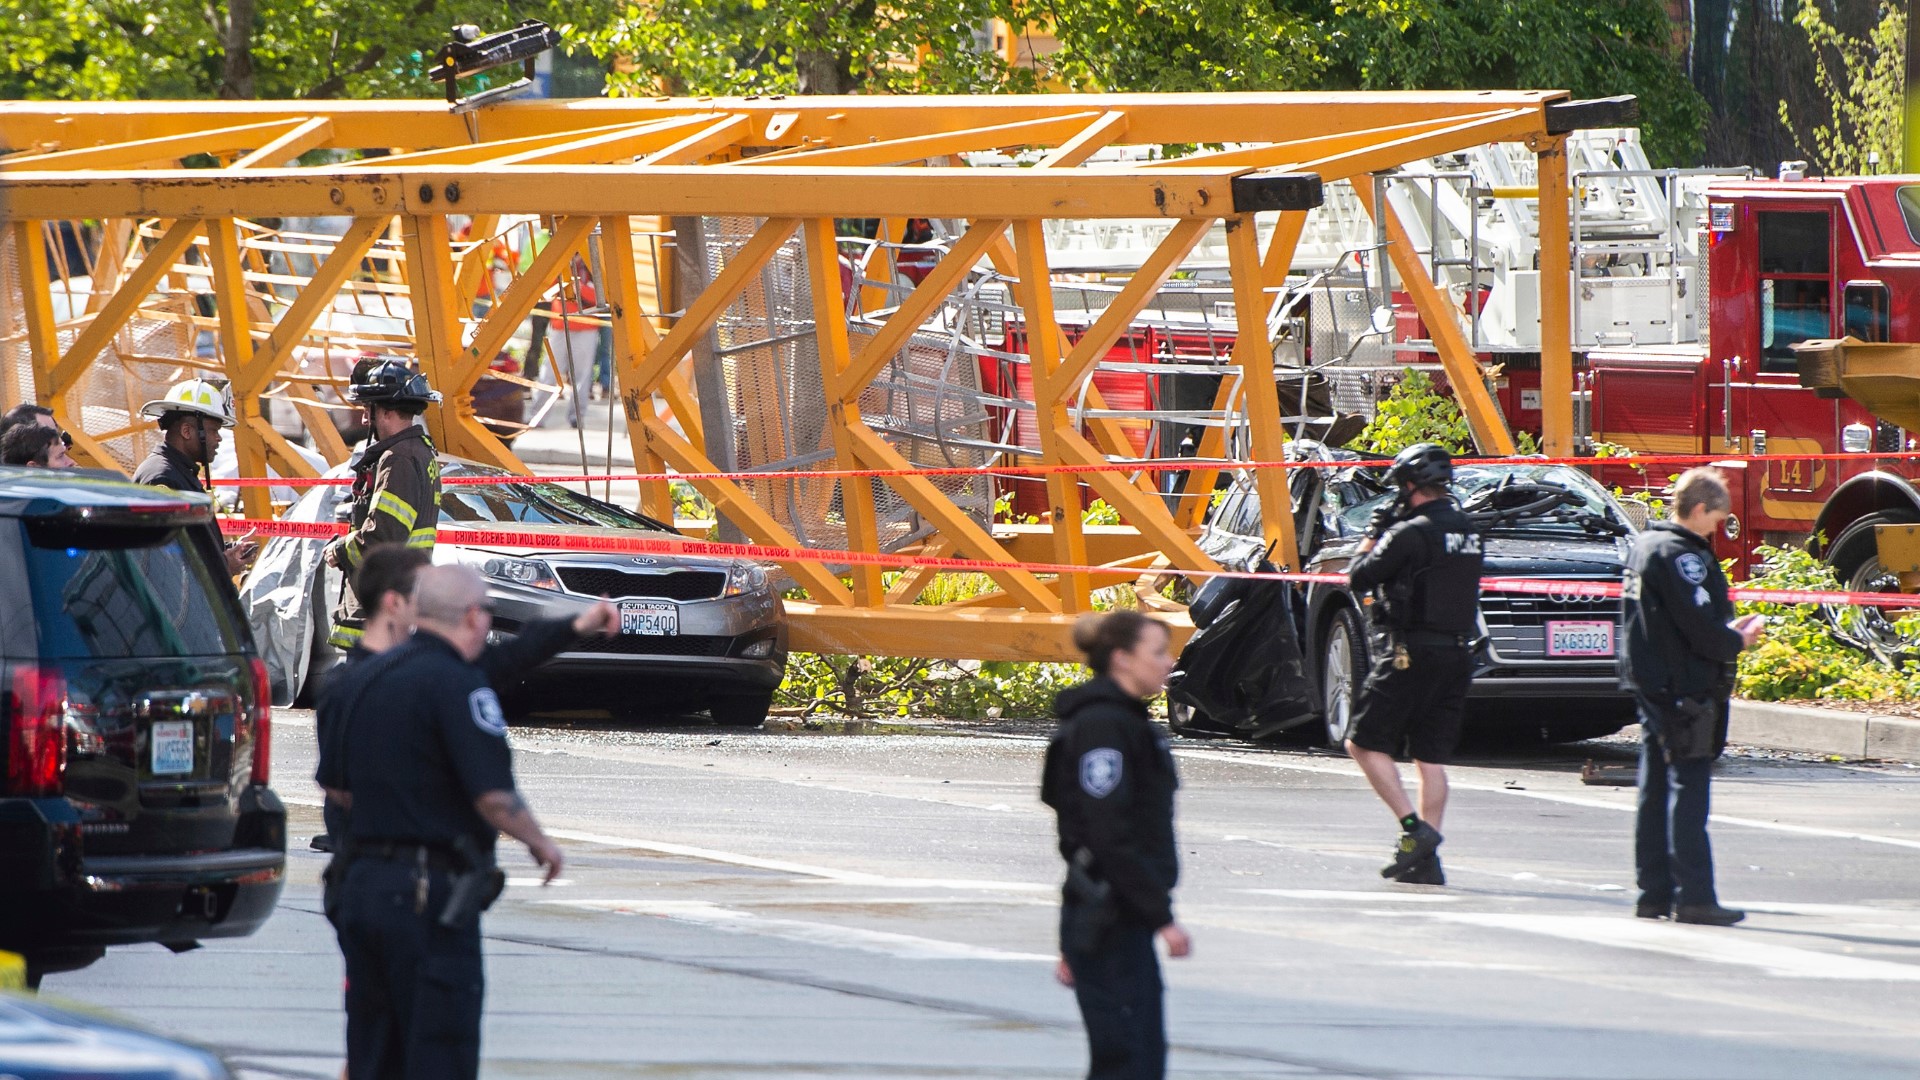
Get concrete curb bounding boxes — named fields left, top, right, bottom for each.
left=1728, top=700, right=1920, bottom=762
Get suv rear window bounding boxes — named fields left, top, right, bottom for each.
left=21, top=519, right=250, bottom=659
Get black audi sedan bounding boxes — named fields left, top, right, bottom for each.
left=0, top=469, right=285, bottom=987
left=1172, top=442, right=1641, bottom=746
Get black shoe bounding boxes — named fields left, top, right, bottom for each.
left=1391, top=855, right=1445, bottom=886
left=1634, top=899, right=1671, bottom=920
left=1380, top=822, right=1443, bottom=879
left=1674, top=903, right=1746, bottom=926
left=310, top=833, right=334, bottom=853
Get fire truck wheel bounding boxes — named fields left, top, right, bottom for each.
left=1826, top=509, right=1920, bottom=593
left=1824, top=509, right=1920, bottom=662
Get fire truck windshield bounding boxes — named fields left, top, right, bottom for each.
left=1897, top=186, right=1920, bottom=244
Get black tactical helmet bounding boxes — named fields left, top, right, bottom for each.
left=1386, top=442, right=1453, bottom=489
left=346, top=356, right=442, bottom=413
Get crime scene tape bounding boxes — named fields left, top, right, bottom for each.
left=205, top=448, right=1920, bottom=489
left=218, top=517, right=1920, bottom=609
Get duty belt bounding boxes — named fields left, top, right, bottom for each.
left=1404, top=629, right=1471, bottom=648
left=353, top=840, right=465, bottom=872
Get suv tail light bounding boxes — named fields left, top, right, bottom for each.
left=7, top=664, right=68, bottom=797
left=247, top=658, right=272, bottom=787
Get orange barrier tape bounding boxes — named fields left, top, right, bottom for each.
left=220, top=517, right=1920, bottom=609
left=206, top=449, right=1920, bottom=489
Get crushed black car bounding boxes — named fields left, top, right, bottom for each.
left=1168, top=442, right=1642, bottom=746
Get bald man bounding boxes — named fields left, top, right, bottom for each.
left=326, top=563, right=563, bottom=1079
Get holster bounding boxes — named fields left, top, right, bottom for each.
left=438, top=833, right=507, bottom=929
left=321, top=834, right=355, bottom=927
left=1060, top=847, right=1118, bottom=954
left=1657, top=693, right=1725, bottom=763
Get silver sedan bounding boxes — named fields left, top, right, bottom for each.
left=241, top=456, right=787, bottom=726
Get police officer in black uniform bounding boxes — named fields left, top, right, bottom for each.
left=1344, top=442, right=1484, bottom=886
left=324, top=564, right=565, bottom=1080
left=1621, top=467, right=1763, bottom=927
left=1043, top=611, right=1192, bottom=1080
left=312, top=543, right=616, bottom=852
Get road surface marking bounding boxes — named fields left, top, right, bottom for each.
left=1235, top=888, right=1460, bottom=903
left=543, top=899, right=1053, bottom=962
left=544, top=827, right=1052, bottom=892
left=1178, top=747, right=1920, bottom=851
left=1402, top=912, right=1920, bottom=981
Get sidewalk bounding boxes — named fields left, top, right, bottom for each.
left=1730, top=700, right=1920, bottom=762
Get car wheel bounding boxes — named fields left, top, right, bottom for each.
left=1321, top=606, right=1368, bottom=748
left=709, top=690, right=774, bottom=728
left=1168, top=699, right=1229, bottom=739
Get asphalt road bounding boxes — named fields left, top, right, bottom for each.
left=42, top=711, right=1920, bottom=1079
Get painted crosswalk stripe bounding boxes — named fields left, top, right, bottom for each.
left=543, top=899, right=1052, bottom=962
left=1403, top=912, right=1920, bottom=981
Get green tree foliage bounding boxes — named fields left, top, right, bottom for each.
left=1354, top=369, right=1475, bottom=456
left=590, top=0, right=1705, bottom=165
left=1318, top=0, right=1708, bottom=165
left=1735, top=544, right=1920, bottom=702
left=1777, top=0, right=1905, bottom=176
left=0, top=1, right=619, bottom=101
left=583, top=0, right=1042, bottom=97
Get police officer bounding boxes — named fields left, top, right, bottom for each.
left=327, top=564, right=564, bottom=1080
left=313, top=544, right=616, bottom=852
left=1042, top=611, right=1192, bottom=1080
left=1344, top=442, right=1484, bottom=885
left=132, top=378, right=256, bottom=573
left=323, top=357, right=443, bottom=650
left=1621, top=467, right=1763, bottom=927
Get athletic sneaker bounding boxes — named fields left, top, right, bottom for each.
left=1391, top=855, right=1444, bottom=886
left=1380, top=821, right=1443, bottom=879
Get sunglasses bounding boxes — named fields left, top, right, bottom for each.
left=58, top=430, right=72, bottom=448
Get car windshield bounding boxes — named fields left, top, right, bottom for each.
left=1336, top=464, right=1627, bottom=535
left=20, top=519, right=251, bottom=658
left=438, top=476, right=675, bottom=532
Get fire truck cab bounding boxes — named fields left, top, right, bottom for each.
left=1588, top=176, right=1920, bottom=589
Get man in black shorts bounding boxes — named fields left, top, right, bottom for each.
left=1344, top=443, right=1484, bottom=885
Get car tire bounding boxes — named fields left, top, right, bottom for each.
left=1168, top=700, right=1229, bottom=739
left=1320, top=605, right=1369, bottom=748
left=709, top=690, right=774, bottom=728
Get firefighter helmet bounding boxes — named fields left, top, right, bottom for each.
left=139, top=378, right=236, bottom=428
left=1386, top=442, right=1453, bottom=489
left=346, top=356, right=441, bottom=412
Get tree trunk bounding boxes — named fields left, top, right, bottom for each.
left=219, top=0, right=257, bottom=99
left=795, top=46, right=850, bottom=95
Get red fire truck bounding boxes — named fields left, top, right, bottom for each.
left=1587, top=176, right=1920, bottom=592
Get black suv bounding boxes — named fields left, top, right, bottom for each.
left=0, top=469, right=285, bottom=986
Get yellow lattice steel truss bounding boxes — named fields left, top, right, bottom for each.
left=0, top=92, right=1616, bottom=659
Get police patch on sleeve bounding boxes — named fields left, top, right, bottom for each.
left=1079, top=748, right=1123, bottom=798
left=1676, top=552, right=1708, bottom=585
left=469, top=688, right=508, bottom=737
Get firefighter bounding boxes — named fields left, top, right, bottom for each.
left=133, top=378, right=256, bottom=574
left=1621, top=467, right=1764, bottom=926
left=1344, top=442, right=1484, bottom=886
left=133, top=378, right=234, bottom=493
left=323, top=357, right=443, bottom=651
left=1043, top=610, right=1191, bottom=1080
